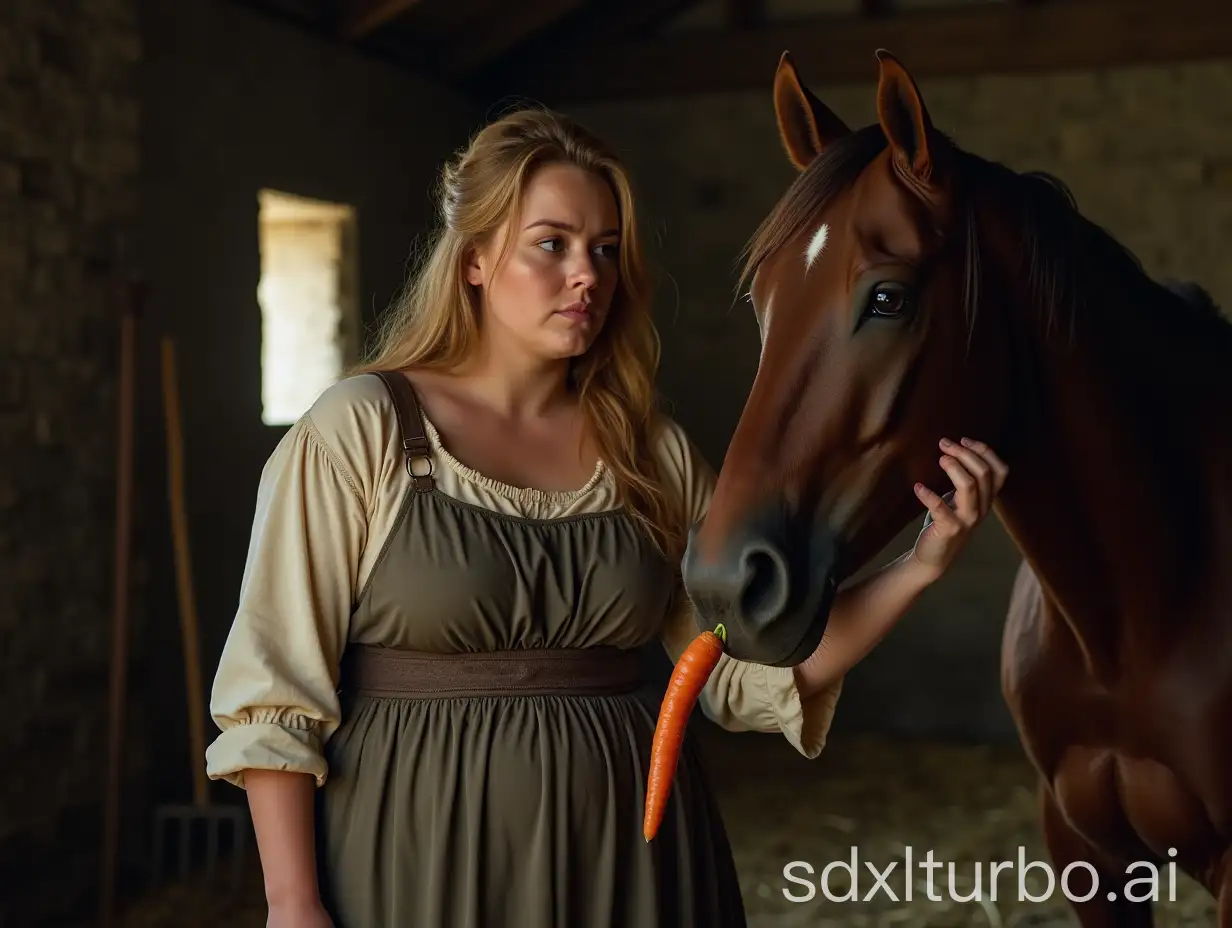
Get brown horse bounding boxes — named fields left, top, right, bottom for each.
left=680, top=49, right=1232, bottom=925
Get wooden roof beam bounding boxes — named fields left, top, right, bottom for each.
left=504, top=0, right=1232, bottom=103
left=440, top=0, right=587, bottom=77
left=338, top=0, right=422, bottom=40
left=465, top=0, right=705, bottom=91
left=725, top=0, right=765, bottom=30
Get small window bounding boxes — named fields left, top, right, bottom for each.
left=256, top=189, right=359, bottom=426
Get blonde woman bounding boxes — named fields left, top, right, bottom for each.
left=205, top=108, right=1005, bottom=927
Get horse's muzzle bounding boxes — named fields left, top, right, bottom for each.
left=680, top=501, right=839, bottom=667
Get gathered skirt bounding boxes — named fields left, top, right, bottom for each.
left=314, top=688, right=748, bottom=928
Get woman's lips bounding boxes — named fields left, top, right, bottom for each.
left=557, top=302, right=591, bottom=321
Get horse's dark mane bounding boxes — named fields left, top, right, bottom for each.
left=739, top=125, right=888, bottom=292
left=965, top=158, right=1230, bottom=346
left=739, top=123, right=1230, bottom=349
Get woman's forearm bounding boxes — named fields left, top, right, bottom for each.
left=792, top=551, right=939, bottom=699
left=245, top=769, right=322, bottom=908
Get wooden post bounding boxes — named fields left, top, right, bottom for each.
left=100, top=276, right=142, bottom=928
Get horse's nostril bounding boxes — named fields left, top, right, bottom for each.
left=738, top=542, right=791, bottom=631
left=681, top=504, right=840, bottom=666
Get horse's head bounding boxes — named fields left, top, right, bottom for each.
left=682, top=51, right=1017, bottom=666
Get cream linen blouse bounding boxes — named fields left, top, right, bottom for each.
left=205, top=374, right=842, bottom=788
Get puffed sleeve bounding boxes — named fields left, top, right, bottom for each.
left=204, top=413, right=367, bottom=789
left=655, top=418, right=842, bottom=760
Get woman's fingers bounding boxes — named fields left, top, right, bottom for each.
left=959, top=437, right=1009, bottom=491
left=939, top=439, right=989, bottom=517
left=937, top=450, right=982, bottom=523
left=915, top=482, right=961, bottom=535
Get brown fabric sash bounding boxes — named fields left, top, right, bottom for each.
left=340, top=644, right=645, bottom=698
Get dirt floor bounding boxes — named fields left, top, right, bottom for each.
left=117, top=729, right=1218, bottom=927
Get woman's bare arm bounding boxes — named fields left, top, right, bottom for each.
left=244, top=769, right=326, bottom=912
left=791, top=551, right=936, bottom=698
left=793, top=437, right=1008, bottom=699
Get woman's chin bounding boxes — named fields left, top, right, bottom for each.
left=540, top=333, right=598, bottom=362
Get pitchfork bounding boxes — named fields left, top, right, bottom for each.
left=150, top=335, right=250, bottom=889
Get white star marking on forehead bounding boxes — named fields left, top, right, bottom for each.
left=805, top=222, right=829, bottom=271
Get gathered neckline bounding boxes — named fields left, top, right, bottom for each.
left=418, top=412, right=609, bottom=505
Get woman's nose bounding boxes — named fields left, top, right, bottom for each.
left=568, top=254, right=598, bottom=288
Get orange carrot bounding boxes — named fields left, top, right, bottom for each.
left=643, top=623, right=727, bottom=842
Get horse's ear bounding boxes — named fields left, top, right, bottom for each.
left=874, top=49, right=946, bottom=189
left=773, top=51, right=850, bottom=171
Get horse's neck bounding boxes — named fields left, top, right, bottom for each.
left=995, top=281, right=1232, bottom=680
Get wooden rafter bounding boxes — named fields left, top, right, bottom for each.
left=441, top=0, right=587, bottom=77
left=467, top=0, right=703, bottom=89
left=575, top=0, right=705, bottom=43
left=498, top=0, right=1232, bottom=103
left=338, top=0, right=422, bottom=40
left=724, top=0, right=765, bottom=30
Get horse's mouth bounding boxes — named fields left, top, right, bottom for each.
left=763, top=571, right=838, bottom=667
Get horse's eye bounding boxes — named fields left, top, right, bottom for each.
left=868, top=285, right=913, bottom=318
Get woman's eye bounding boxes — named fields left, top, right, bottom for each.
left=536, top=238, right=619, bottom=259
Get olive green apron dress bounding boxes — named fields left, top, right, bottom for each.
left=313, top=372, right=747, bottom=927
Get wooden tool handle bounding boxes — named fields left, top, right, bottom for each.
left=101, top=278, right=140, bottom=927
left=160, top=337, right=208, bottom=807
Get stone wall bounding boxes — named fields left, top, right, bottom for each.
left=0, top=0, right=480, bottom=922
left=569, top=57, right=1232, bottom=743
left=0, top=0, right=143, bottom=922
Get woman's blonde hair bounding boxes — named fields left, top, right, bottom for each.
left=351, top=106, right=683, bottom=560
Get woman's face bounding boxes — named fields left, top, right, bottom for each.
left=466, top=162, right=622, bottom=363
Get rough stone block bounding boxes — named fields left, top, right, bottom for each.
left=0, top=0, right=142, bottom=923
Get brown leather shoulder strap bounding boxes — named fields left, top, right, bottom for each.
left=371, top=371, right=435, bottom=491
